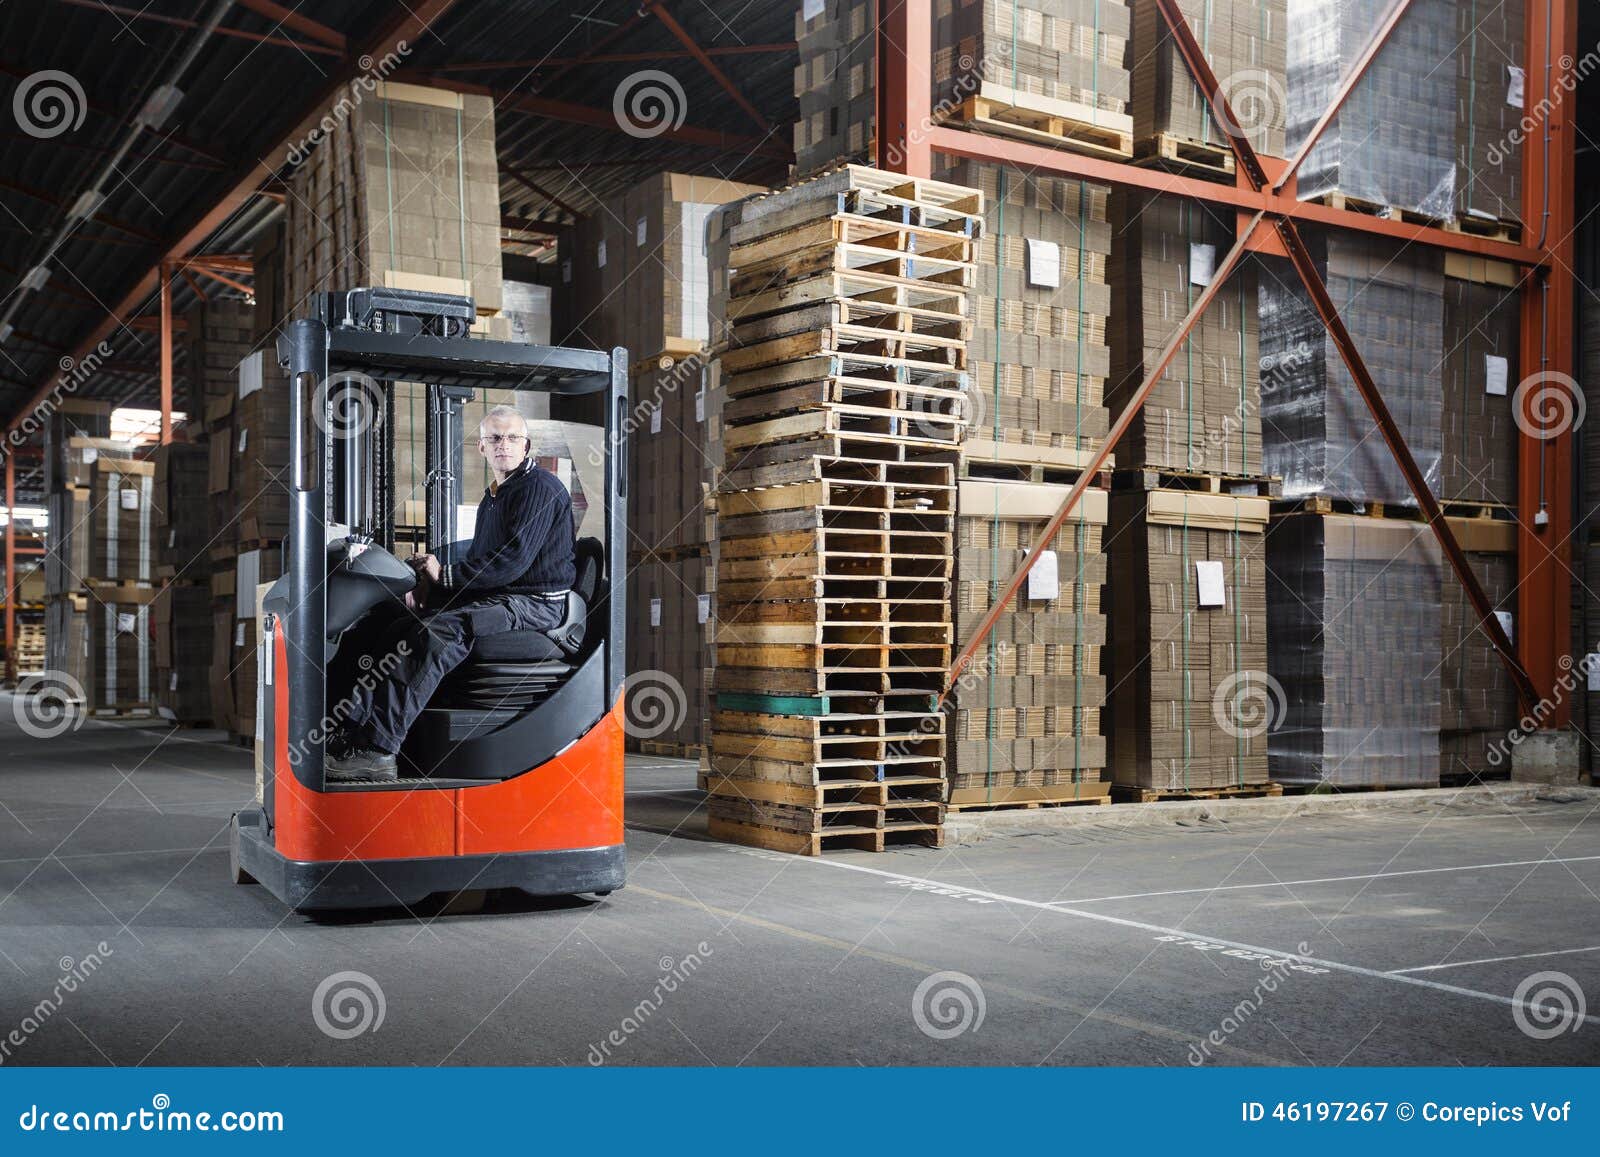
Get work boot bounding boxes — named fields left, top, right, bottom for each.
left=325, top=748, right=399, bottom=784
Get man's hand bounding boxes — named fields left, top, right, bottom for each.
left=409, top=553, right=442, bottom=583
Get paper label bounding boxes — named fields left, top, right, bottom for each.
left=1196, top=560, right=1227, bottom=608
left=116, top=612, right=136, bottom=634
left=1190, top=243, right=1216, bottom=287
left=1494, top=610, right=1514, bottom=643
left=237, top=427, right=248, bottom=453
left=636, top=217, right=648, bottom=246
left=650, top=406, right=662, bottom=435
left=803, top=0, right=825, bottom=19
left=697, top=594, right=710, bottom=624
left=167, top=528, right=176, bottom=548
left=1027, top=550, right=1059, bottom=601
left=649, top=598, right=661, bottom=628
left=169, top=671, right=179, bottom=691
left=1485, top=354, right=1509, bottom=396
left=1024, top=238, right=1060, bottom=289
left=562, top=259, right=572, bottom=284
left=1507, top=65, right=1525, bottom=108
left=695, top=389, right=705, bottom=423
left=119, top=488, right=139, bottom=510
left=83, top=447, right=98, bottom=464
left=1588, top=655, right=1600, bottom=692
left=235, top=622, right=245, bottom=647
left=597, top=240, right=607, bottom=268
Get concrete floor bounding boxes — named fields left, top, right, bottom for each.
left=1, top=698, right=1598, bottom=1066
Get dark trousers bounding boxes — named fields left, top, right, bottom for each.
left=337, top=594, right=564, bottom=754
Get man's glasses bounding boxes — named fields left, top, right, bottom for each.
left=481, top=434, right=528, bottom=446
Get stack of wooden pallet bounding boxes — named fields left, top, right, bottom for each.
left=706, top=166, right=983, bottom=854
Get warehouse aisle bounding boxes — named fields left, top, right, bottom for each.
left=0, top=701, right=1596, bottom=1067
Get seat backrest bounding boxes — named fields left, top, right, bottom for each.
left=574, top=537, right=604, bottom=654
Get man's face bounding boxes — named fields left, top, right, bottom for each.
left=478, top=415, right=529, bottom=474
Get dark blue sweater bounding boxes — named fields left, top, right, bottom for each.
left=438, top=459, right=575, bottom=596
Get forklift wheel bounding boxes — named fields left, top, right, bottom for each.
left=228, top=820, right=258, bottom=885
left=438, top=889, right=489, bottom=915
left=593, top=890, right=613, bottom=897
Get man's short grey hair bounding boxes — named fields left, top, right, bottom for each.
left=479, top=405, right=527, bottom=435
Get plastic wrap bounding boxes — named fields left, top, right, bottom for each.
left=1287, top=0, right=1458, bottom=217
left=1267, top=512, right=1441, bottom=785
left=1258, top=233, right=1443, bottom=505
left=1109, top=190, right=1261, bottom=476
left=1440, top=277, right=1519, bottom=505
left=1455, top=0, right=1525, bottom=223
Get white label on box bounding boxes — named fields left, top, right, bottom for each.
left=119, top=487, right=138, bottom=510
left=561, top=259, right=572, bottom=284
left=636, top=217, right=648, bottom=246
left=263, top=629, right=273, bottom=685
left=697, top=594, right=710, bottom=624
left=1588, top=655, right=1600, bottom=692
left=238, top=350, right=264, bottom=398
left=649, top=598, right=661, bottom=628
left=1026, top=549, right=1058, bottom=601
left=82, top=447, right=98, bottom=464
left=1485, top=354, right=1509, bottom=396
left=1196, top=560, right=1227, bottom=607
left=237, top=427, right=248, bottom=453
left=116, top=612, right=136, bottom=634
left=167, top=528, right=176, bottom=548
left=1494, top=610, right=1514, bottom=643
left=695, top=389, right=705, bottom=423
left=235, top=622, right=245, bottom=647
left=1190, top=242, right=1216, bottom=287
left=596, top=240, right=607, bottom=268
left=1024, top=238, right=1060, bottom=289
left=1507, top=65, right=1525, bottom=108
left=650, top=405, right=662, bottom=435
left=169, top=671, right=179, bottom=691
left=803, top=0, right=824, bottom=18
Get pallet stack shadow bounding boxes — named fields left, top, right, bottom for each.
left=557, top=172, right=765, bottom=756
left=706, top=166, right=982, bottom=854
left=793, top=0, right=1133, bottom=179
left=43, top=408, right=155, bottom=716
left=929, top=159, right=1115, bottom=810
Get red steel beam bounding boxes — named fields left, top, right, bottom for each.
left=500, top=162, right=587, bottom=221
left=647, top=2, right=771, bottom=133
left=876, top=0, right=933, bottom=175
left=1515, top=0, right=1578, bottom=722
left=1152, top=0, right=1268, bottom=190
left=0, top=177, right=165, bottom=244
left=233, top=0, right=348, bottom=52
left=434, top=44, right=795, bottom=73
left=1, top=0, right=462, bottom=447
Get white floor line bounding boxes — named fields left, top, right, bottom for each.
left=771, top=852, right=1600, bottom=1028
left=1390, top=944, right=1600, bottom=975
left=1057, top=854, right=1600, bottom=904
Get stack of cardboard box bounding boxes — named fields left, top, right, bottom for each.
left=1440, top=277, right=1518, bottom=507
left=152, top=442, right=213, bottom=724
left=1440, top=519, right=1518, bottom=781
left=1454, top=0, right=1524, bottom=226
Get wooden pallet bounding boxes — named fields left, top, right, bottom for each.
left=1311, top=192, right=1446, bottom=229
left=712, top=690, right=940, bottom=717
left=631, top=739, right=705, bottom=760
left=1272, top=496, right=1424, bottom=520
left=1114, top=469, right=1280, bottom=497
left=946, top=782, right=1113, bottom=811
left=960, top=438, right=1112, bottom=485
left=939, top=88, right=1133, bottom=162
left=1134, top=133, right=1235, bottom=177
left=1440, top=500, right=1517, bottom=522
left=708, top=814, right=944, bottom=856
left=1446, top=213, right=1521, bottom=244
left=1112, top=781, right=1284, bottom=803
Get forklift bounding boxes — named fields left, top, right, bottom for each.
left=229, top=287, right=628, bottom=910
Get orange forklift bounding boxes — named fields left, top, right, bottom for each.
left=229, top=287, right=628, bottom=909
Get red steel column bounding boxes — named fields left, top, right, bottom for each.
left=1516, top=0, right=1577, bottom=719
left=877, top=0, right=932, bottom=176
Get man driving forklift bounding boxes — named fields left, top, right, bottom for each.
left=326, top=404, right=577, bottom=783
